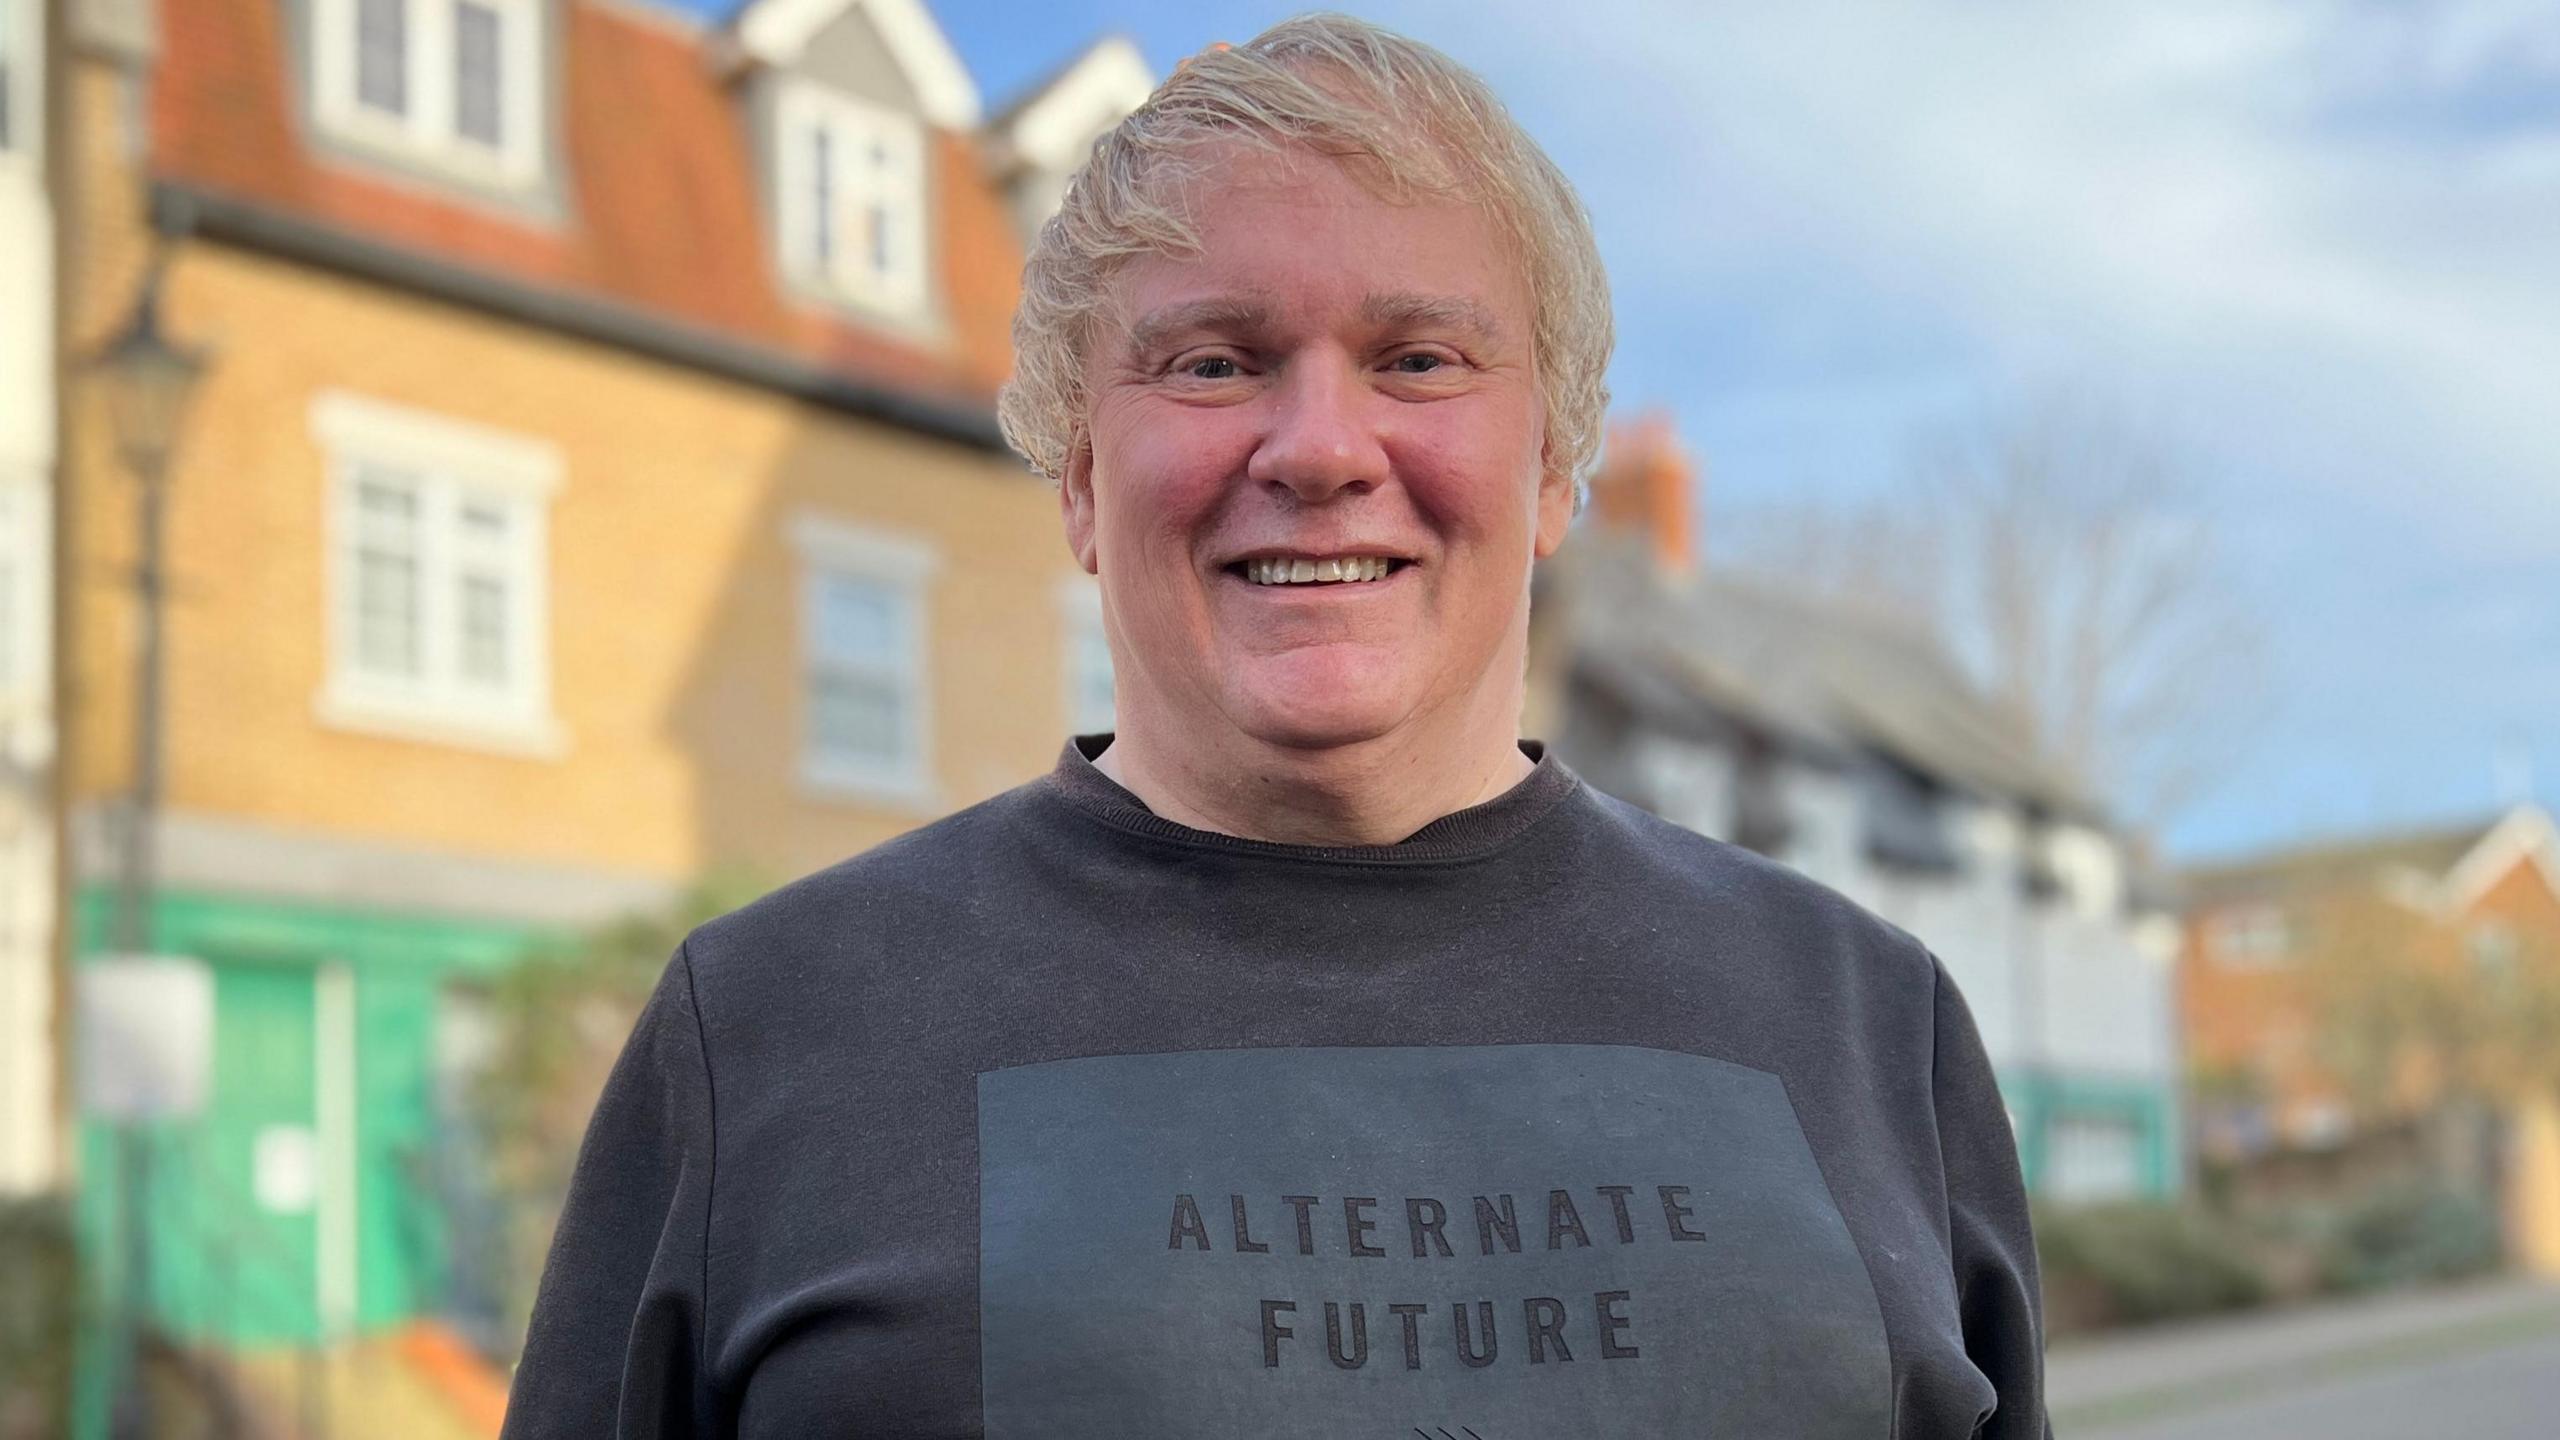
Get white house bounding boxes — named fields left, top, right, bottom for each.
left=0, top=0, right=60, bottom=1195
left=1534, top=424, right=2183, bottom=1203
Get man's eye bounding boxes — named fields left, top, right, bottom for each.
left=1390, top=353, right=1447, bottom=374
left=1184, top=356, right=1240, bottom=379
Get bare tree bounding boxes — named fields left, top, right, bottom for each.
left=1719, top=394, right=2267, bottom=828
left=1714, top=491, right=1949, bottom=632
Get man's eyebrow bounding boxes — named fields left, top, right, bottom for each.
left=1359, top=291, right=1506, bottom=341
left=1123, top=298, right=1275, bottom=359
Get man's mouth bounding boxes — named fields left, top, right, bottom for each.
left=1226, top=555, right=1412, bottom=586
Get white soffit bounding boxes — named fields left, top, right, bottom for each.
left=2443, top=803, right=2560, bottom=913
left=1004, top=36, right=1155, bottom=171
left=732, top=0, right=983, bottom=130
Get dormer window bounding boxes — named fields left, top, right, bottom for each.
left=776, top=81, right=928, bottom=315
left=312, top=0, right=544, bottom=185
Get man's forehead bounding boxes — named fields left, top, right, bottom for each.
left=1117, top=289, right=1511, bottom=353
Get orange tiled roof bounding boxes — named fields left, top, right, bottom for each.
left=151, top=0, right=1024, bottom=409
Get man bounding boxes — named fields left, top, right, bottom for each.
left=503, top=15, right=2047, bottom=1438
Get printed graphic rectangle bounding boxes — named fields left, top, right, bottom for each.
left=978, top=1044, right=1890, bottom=1438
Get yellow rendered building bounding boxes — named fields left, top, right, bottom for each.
left=50, top=0, right=1149, bottom=1424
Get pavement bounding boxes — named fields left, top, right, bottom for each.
left=230, top=1329, right=501, bottom=1440
left=2049, top=1275, right=2560, bottom=1437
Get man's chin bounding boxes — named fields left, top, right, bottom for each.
left=1223, top=692, right=1411, bottom=756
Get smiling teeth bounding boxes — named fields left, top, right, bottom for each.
left=1247, top=557, right=1394, bottom=585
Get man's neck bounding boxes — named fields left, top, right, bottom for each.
left=1094, top=709, right=1534, bottom=847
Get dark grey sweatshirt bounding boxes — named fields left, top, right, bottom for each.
left=502, top=739, right=2049, bottom=1438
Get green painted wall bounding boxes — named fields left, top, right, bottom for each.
left=72, top=885, right=556, bottom=1437
left=2002, top=1065, right=2183, bottom=1200
left=72, top=887, right=549, bottom=985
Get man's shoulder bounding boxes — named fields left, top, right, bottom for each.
left=681, top=775, right=1059, bottom=976
left=1572, top=782, right=1936, bottom=987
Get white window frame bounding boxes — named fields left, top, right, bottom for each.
left=2041, top=823, right=2125, bottom=920
left=310, top=0, right=545, bottom=187
left=311, top=391, right=564, bottom=755
left=791, top=512, right=938, bottom=807
left=1054, top=575, right=1114, bottom=738
left=2209, top=903, right=2292, bottom=969
left=0, top=0, right=33, bottom=161
left=773, top=80, right=929, bottom=315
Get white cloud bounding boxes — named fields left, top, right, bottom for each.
left=1385, top=0, right=2560, bottom=556
left=1346, top=0, right=2558, bottom=848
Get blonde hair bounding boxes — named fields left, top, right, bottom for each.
left=998, top=13, right=1614, bottom=495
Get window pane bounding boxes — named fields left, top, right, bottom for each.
left=454, top=0, right=503, bottom=149
left=459, top=572, right=509, bottom=687
left=810, top=123, right=836, bottom=268
left=865, top=138, right=895, bottom=276
left=811, top=670, right=903, bottom=765
left=356, top=548, right=421, bottom=677
left=354, top=474, right=420, bottom=550
left=814, top=573, right=900, bottom=663
left=357, top=0, right=409, bottom=118
left=351, top=474, right=422, bottom=679
left=455, top=497, right=511, bottom=560
left=2049, top=1115, right=2144, bottom=1203
left=866, top=196, right=893, bottom=277
left=356, top=474, right=419, bottom=519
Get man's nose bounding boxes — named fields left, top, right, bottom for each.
left=1244, top=357, right=1388, bottom=503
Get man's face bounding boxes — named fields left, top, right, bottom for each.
left=1064, top=148, right=1573, bottom=755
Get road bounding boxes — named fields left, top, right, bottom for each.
left=2049, top=1277, right=2560, bottom=1439
left=2078, top=1331, right=2560, bottom=1438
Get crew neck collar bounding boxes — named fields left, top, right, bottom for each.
left=1042, top=735, right=1581, bottom=866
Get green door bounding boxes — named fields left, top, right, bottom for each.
left=357, top=971, right=441, bottom=1327
left=179, top=962, right=322, bottom=1344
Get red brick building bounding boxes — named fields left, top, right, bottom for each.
left=2181, top=805, right=2560, bottom=1270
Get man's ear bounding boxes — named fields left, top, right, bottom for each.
left=1060, top=431, right=1101, bottom=575
left=1532, top=456, right=1576, bottom=560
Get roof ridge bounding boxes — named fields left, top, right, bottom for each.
left=148, top=0, right=1038, bottom=426
left=989, top=34, right=1144, bottom=129
left=1556, top=528, right=2100, bottom=819
left=2181, top=812, right=2506, bottom=882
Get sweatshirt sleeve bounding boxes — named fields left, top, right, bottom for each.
left=1930, top=955, right=2053, bottom=1440
left=501, top=943, right=718, bottom=1439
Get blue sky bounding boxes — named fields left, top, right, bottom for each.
left=690, top=0, right=2560, bottom=861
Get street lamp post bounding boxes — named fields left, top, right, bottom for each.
left=91, top=257, right=208, bottom=1440
left=96, top=260, right=207, bottom=958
